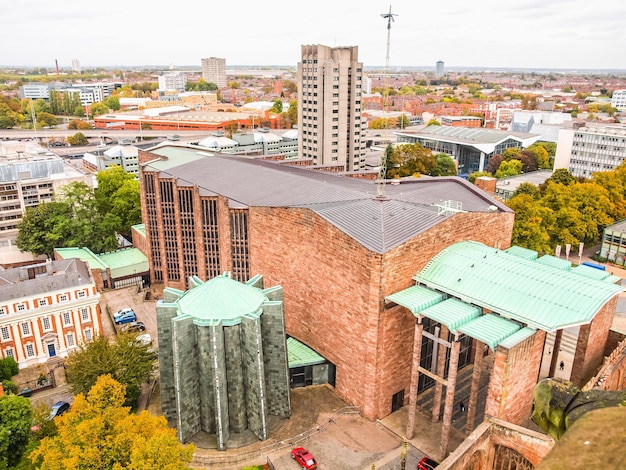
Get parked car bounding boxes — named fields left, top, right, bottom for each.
left=114, top=308, right=136, bottom=324
left=50, top=401, right=71, bottom=419
left=291, top=447, right=317, bottom=470
left=120, top=321, right=146, bottom=333
left=417, top=457, right=439, bottom=470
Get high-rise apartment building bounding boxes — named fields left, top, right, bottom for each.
left=436, top=60, right=445, bottom=78
left=610, top=89, right=626, bottom=111
left=554, top=124, right=626, bottom=178
left=297, top=44, right=366, bottom=171
left=157, top=71, right=187, bottom=92
left=72, top=59, right=81, bottom=74
left=201, top=57, right=227, bottom=88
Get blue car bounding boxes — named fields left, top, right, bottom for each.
left=50, top=401, right=71, bottom=419
left=114, top=308, right=136, bottom=324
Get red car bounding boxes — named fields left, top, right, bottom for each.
left=418, top=457, right=439, bottom=470
left=291, top=446, right=317, bottom=469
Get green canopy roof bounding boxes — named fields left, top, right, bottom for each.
left=457, top=314, right=522, bottom=350
left=287, top=337, right=326, bottom=368
left=177, top=274, right=266, bottom=326
left=420, top=298, right=480, bottom=332
left=413, top=241, right=624, bottom=332
left=385, top=285, right=444, bottom=313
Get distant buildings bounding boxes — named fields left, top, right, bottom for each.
left=18, top=81, right=122, bottom=107
left=610, top=89, right=626, bottom=111
left=201, top=57, right=227, bottom=88
left=554, top=124, right=626, bottom=178
left=509, top=110, right=573, bottom=143
left=82, top=141, right=140, bottom=176
left=394, top=126, right=540, bottom=174
left=298, top=44, right=366, bottom=171
left=0, top=259, right=102, bottom=368
left=71, top=59, right=80, bottom=74
left=0, top=141, right=93, bottom=267
left=435, top=60, right=444, bottom=78
left=197, top=129, right=299, bottom=159
left=157, top=72, right=187, bottom=93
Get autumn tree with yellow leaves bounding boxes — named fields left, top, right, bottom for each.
left=30, top=375, right=195, bottom=470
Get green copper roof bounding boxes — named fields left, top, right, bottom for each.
left=505, top=245, right=539, bottom=261
left=413, top=241, right=624, bottom=332
left=177, top=274, right=266, bottom=326
left=533, top=254, right=572, bottom=270
left=287, top=337, right=326, bottom=368
left=457, top=314, right=522, bottom=350
left=54, top=247, right=108, bottom=271
left=385, top=285, right=444, bottom=313
left=421, top=298, right=480, bottom=332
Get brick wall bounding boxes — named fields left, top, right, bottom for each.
left=248, top=206, right=514, bottom=420
left=570, top=296, right=617, bottom=386
left=485, top=331, right=545, bottom=425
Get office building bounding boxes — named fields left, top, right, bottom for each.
left=554, top=124, right=626, bottom=178
left=436, top=60, right=444, bottom=78
left=158, top=72, right=187, bottom=93
left=297, top=44, right=366, bottom=171
left=72, top=59, right=81, bottom=74
left=82, top=142, right=140, bottom=176
left=610, top=89, right=626, bottom=111
left=0, top=259, right=103, bottom=368
left=0, top=141, right=93, bottom=267
left=201, top=57, right=227, bottom=88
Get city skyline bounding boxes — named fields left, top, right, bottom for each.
left=2, top=0, right=626, bottom=71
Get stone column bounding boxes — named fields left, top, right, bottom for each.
left=548, top=329, right=563, bottom=377
left=406, top=320, right=424, bottom=440
left=465, top=340, right=484, bottom=434
left=431, top=325, right=449, bottom=423
left=440, top=338, right=461, bottom=457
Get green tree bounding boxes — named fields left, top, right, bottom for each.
left=486, top=154, right=504, bottom=174
left=67, top=132, right=89, bottom=146
left=16, top=202, right=73, bottom=257
left=506, top=194, right=554, bottom=253
left=36, top=111, right=58, bottom=128
left=0, top=394, right=33, bottom=468
left=68, top=119, right=93, bottom=130
left=30, top=376, right=194, bottom=470
left=513, top=182, right=541, bottom=199
left=431, top=153, right=457, bottom=176
left=397, top=114, right=410, bottom=129
left=387, top=143, right=436, bottom=178
left=502, top=147, right=522, bottom=160
left=64, top=334, right=155, bottom=408
left=495, top=159, right=523, bottom=178
left=90, top=102, right=109, bottom=116
left=287, top=99, right=298, bottom=126
left=96, top=166, right=141, bottom=238
left=269, top=99, right=283, bottom=114
left=104, top=96, right=120, bottom=111
left=0, top=357, right=19, bottom=381
left=469, top=171, right=492, bottom=183
left=527, top=144, right=551, bottom=169
left=426, top=118, right=440, bottom=126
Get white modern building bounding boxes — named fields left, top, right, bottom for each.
left=0, top=141, right=93, bottom=267
left=554, top=124, right=626, bottom=178
left=158, top=72, right=188, bottom=93
left=611, top=90, right=626, bottom=112
left=201, top=57, right=227, bottom=88
left=197, top=129, right=299, bottom=159
left=82, top=142, right=140, bottom=176
left=297, top=44, right=366, bottom=171
left=509, top=111, right=573, bottom=143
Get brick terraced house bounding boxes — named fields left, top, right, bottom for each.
left=0, top=259, right=103, bottom=368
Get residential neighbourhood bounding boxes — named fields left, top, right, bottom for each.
left=2, top=22, right=626, bottom=470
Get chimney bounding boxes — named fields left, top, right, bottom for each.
left=46, top=258, right=53, bottom=275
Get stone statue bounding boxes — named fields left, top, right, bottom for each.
left=531, top=378, right=626, bottom=440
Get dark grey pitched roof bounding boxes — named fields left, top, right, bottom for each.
left=144, top=147, right=511, bottom=253
left=0, top=259, right=93, bottom=300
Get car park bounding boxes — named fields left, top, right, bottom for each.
left=113, top=308, right=136, bottom=324
left=417, top=457, right=439, bottom=470
left=291, top=447, right=317, bottom=469
left=120, top=321, right=146, bottom=333
left=50, top=401, right=71, bottom=419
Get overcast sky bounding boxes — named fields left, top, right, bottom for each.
left=2, top=0, right=625, bottom=71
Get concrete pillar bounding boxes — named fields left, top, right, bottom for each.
left=465, top=340, right=484, bottom=433
left=431, top=325, right=449, bottom=423
left=405, top=320, right=424, bottom=440
left=440, top=338, right=461, bottom=457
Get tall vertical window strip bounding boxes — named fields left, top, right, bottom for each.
left=144, top=173, right=163, bottom=282
left=178, top=188, right=197, bottom=284
left=230, top=209, right=250, bottom=282
left=159, top=180, right=180, bottom=281
left=202, top=198, right=221, bottom=279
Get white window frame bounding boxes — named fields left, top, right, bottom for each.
left=66, top=333, right=75, bottom=347
left=1, top=326, right=10, bottom=341
left=42, top=317, right=52, bottom=331
left=17, top=304, right=26, bottom=312
left=84, top=328, right=92, bottom=342
left=81, top=308, right=89, bottom=322
left=0, top=307, right=6, bottom=315
left=25, top=343, right=35, bottom=357
left=59, top=294, right=69, bottom=302
left=78, top=291, right=86, bottom=298
left=21, top=322, right=31, bottom=336
left=62, top=312, right=72, bottom=326
left=39, top=298, right=48, bottom=307
left=5, top=347, right=15, bottom=358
